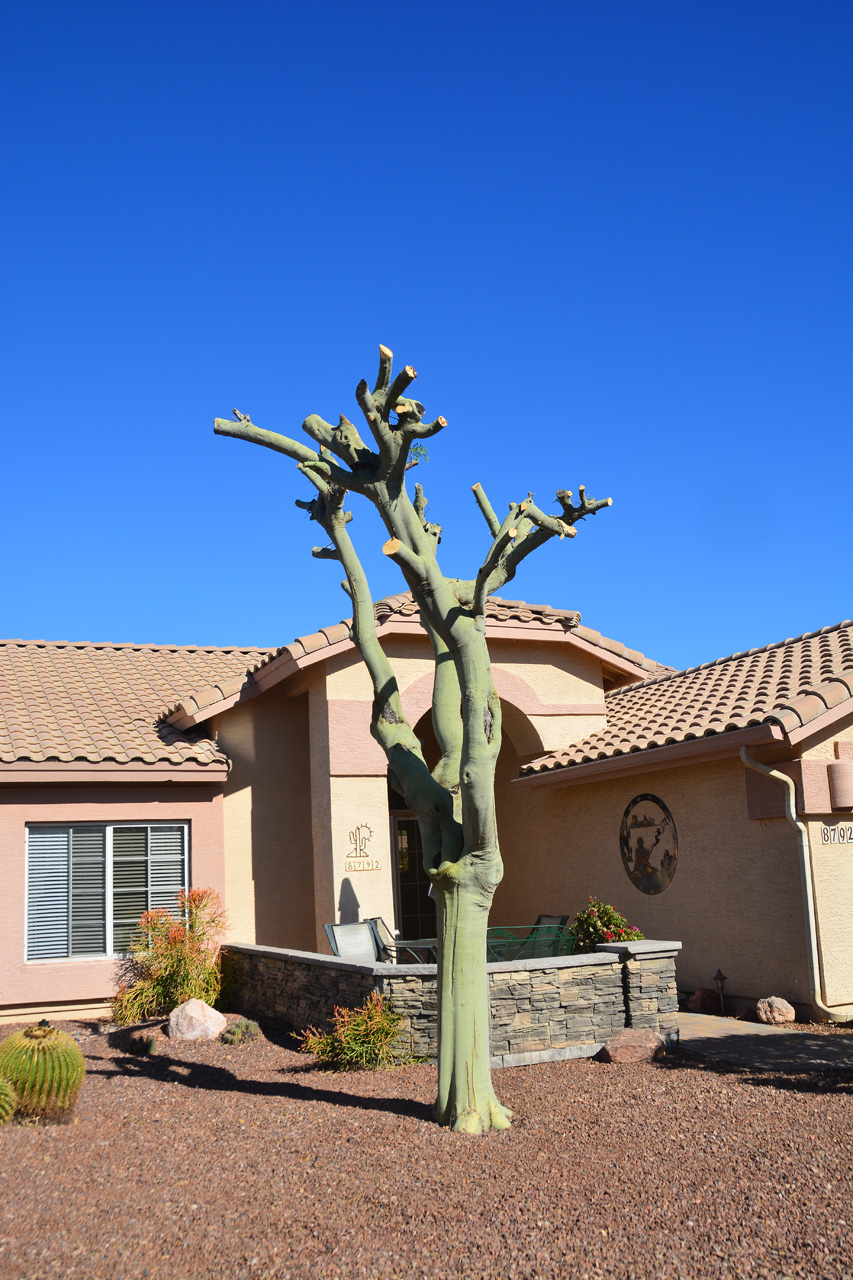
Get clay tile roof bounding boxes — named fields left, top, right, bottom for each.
left=0, top=640, right=272, bottom=768
left=165, top=593, right=670, bottom=723
left=244, top=593, right=666, bottom=683
left=521, top=620, right=853, bottom=776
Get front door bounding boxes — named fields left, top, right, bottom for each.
left=391, top=814, right=436, bottom=941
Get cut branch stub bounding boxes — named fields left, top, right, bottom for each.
left=383, top=366, right=418, bottom=419
left=556, top=487, right=613, bottom=524
left=472, top=483, right=500, bottom=537
left=375, top=344, right=393, bottom=395
left=382, top=537, right=422, bottom=578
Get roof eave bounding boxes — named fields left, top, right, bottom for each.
left=0, top=761, right=228, bottom=784
left=167, top=613, right=653, bottom=730
left=785, top=696, right=853, bottom=746
left=514, top=723, right=788, bottom=789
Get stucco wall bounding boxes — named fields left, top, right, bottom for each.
left=218, top=628, right=613, bottom=952
left=216, top=686, right=315, bottom=952
left=0, top=782, right=223, bottom=1013
left=514, top=758, right=813, bottom=1005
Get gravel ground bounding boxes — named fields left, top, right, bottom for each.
left=0, top=1016, right=850, bottom=1280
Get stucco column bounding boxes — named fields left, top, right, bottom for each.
left=309, top=671, right=396, bottom=949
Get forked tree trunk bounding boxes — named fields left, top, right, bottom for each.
left=214, top=343, right=611, bottom=1134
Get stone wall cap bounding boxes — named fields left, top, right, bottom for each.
left=595, top=940, right=682, bottom=957
left=223, top=942, right=623, bottom=976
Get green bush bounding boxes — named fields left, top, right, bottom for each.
left=570, top=898, right=645, bottom=953
left=127, top=1033, right=157, bottom=1057
left=221, top=1017, right=261, bottom=1046
left=0, top=1022, right=85, bottom=1121
left=112, top=887, right=228, bottom=1025
left=296, top=991, right=415, bottom=1071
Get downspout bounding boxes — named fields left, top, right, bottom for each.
left=740, top=746, right=853, bottom=1022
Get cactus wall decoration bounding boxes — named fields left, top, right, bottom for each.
left=0, top=1021, right=85, bottom=1121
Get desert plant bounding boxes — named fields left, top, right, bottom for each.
left=112, top=887, right=228, bottom=1025
left=0, top=1077, right=18, bottom=1125
left=221, top=1017, right=261, bottom=1046
left=0, top=1021, right=85, bottom=1121
left=296, top=991, right=415, bottom=1071
left=127, top=1033, right=157, bottom=1056
left=571, top=898, right=645, bottom=953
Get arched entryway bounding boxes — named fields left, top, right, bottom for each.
left=387, top=699, right=545, bottom=940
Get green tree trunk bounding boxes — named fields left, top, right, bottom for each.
left=434, top=852, right=512, bottom=1133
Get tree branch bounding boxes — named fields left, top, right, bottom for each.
left=384, top=365, right=418, bottom=419
left=471, top=483, right=500, bottom=537
left=473, top=527, right=516, bottom=617
left=374, top=344, right=394, bottom=396
left=382, top=537, right=424, bottom=580
left=214, top=412, right=319, bottom=467
left=556, top=486, right=613, bottom=524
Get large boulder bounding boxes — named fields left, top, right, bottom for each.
left=756, top=996, right=796, bottom=1026
left=168, top=998, right=227, bottom=1041
left=686, top=988, right=720, bottom=1014
left=599, top=1028, right=666, bottom=1064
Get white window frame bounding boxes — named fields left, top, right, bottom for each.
left=25, top=821, right=189, bottom=962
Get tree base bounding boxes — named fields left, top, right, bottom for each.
left=435, top=1094, right=514, bottom=1135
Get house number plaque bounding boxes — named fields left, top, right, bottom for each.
left=345, top=824, right=381, bottom=873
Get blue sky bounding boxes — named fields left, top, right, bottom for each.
left=3, top=2, right=850, bottom=670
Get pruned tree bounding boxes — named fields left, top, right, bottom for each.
left=215, top=346, right=611, bottom=1134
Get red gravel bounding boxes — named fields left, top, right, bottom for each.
left=0, top=1017, right=850, bottom=1280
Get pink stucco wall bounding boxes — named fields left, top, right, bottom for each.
left=0, top=783, right=224, bottom=1012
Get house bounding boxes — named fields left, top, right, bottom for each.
left=516, top=620, right=853, bottom=1019
left=1, top=601, right=851, bottom=1022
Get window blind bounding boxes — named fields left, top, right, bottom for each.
left=26, top=828, right=71, bottom=960
left=26, top=823, right=188, bottom=960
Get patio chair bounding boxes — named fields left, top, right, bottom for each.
left=366, top=917, right=438, bottom=963
left=323, top=920, right=387, bottom=964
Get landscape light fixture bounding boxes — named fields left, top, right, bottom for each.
left=713, top=968, right=727, bottom=1017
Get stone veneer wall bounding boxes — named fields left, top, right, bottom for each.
left=221, top=940, right=681, bottom=1069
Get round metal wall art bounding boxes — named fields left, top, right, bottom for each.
left=620, top=794, right=678, bottom=895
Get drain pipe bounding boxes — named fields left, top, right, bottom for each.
left=740, top=746, right=853, bottom=1022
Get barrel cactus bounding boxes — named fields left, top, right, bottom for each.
left=0, top=1077, right=17, bottom=1125
left=0, top=1021, right=85, bottom=1121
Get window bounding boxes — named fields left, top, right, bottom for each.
left=26, top=824, right=187, bottom=960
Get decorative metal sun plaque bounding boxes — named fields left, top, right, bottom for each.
left=619, top=794, right=678, bottom=895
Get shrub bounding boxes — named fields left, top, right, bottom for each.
left=570, top=898, right=645, bottom=953
left=112, top=887, right=228, bottom=1025
left=221, top=1017, right=261, bottom=1047
left=0, top=1022, right=85, bottom=1122
left=296, top=991, right=415, bottom=1071
left=127, top=1033, right=158, bottom=1057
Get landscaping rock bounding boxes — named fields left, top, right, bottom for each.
left=168, top=999, right=226, bottom=1041
left=756, top=996, right=796, bottom=1025
left=599, top=1028, right=666, bottom=1064
left=686, top=988, right=720, bottom=1014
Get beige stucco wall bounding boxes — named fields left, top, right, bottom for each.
left=0, top=783, right=224, bottom=1012
left=218, top=628, right=612, bottom=951
left=216, top=685, right=315, bottom=952
left=804, top=815, right=853, bottom=1006
left=512, top=758, right=814, bottom=1005
left=797, top=711, right=853, bottom=1007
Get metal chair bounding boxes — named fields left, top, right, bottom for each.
left=534, top=914, right=570, bottom=930
left=323, top=920, right=386, bottom=964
